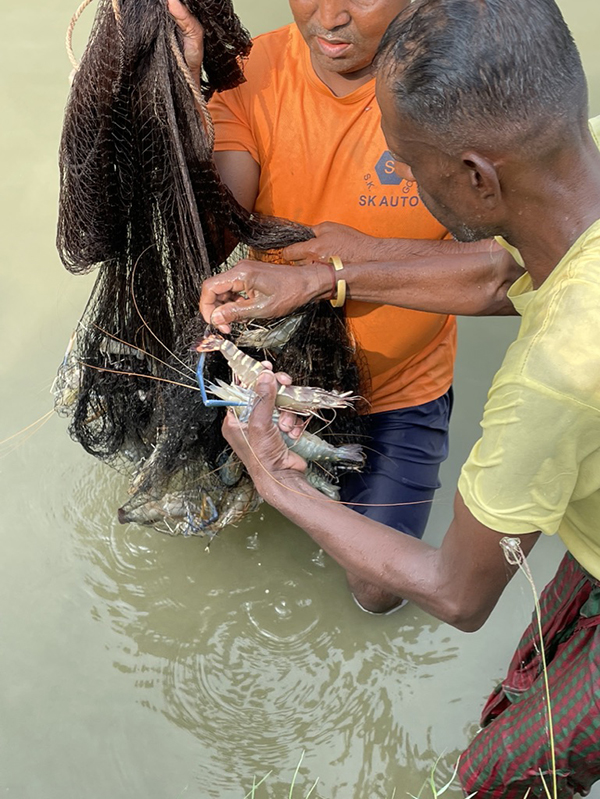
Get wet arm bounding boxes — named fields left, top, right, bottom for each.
left=223, top=373, right=540, bottom=632
left=202, top=244, right=521, bottom=331
left=263, top=475, right=538, bottom=631
left=335, top=243, right=522, bottom=316
left=282, top=222, right=522, bottom=315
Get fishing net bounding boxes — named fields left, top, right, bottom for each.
left=55, top=0, right=367, bottom=539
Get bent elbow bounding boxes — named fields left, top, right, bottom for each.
left=452, top=614, right=488, bottom=633
left=435, top=596, right=493, bottom=633
left=472, top=258, right=523, bottom=317
left=472, top=283, right=516, bottom=317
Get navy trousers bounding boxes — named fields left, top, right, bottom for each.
left=339, top=388, right=453, bottom=537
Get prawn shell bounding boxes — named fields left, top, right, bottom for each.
left=235, top=314, right=305, bottom=351
left=305, top=468, right=341, bottom=501
left=281, top=428, right=363, bottom=465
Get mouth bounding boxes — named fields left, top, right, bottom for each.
left=315, top=36, right=353, bottom=58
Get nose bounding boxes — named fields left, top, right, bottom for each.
left=316, top=0, right=351, bottom=30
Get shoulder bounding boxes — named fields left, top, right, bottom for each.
left=590, top=115, right=600, bottom=148
left=239, top=24, right=298, bottom=86
left=209, top=24, right=299, bottom=121
left=519, top=222, right=600, bottom=408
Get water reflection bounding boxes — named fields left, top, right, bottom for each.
left=70, top=466, right=462, bottom=797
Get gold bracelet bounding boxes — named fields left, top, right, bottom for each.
left=328, top=255, right=346, bottom=308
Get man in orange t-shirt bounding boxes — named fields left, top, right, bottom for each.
left=170, top=0, right=517, bottom=613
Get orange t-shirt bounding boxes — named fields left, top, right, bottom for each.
left=209, top=23, right=456, bottom=413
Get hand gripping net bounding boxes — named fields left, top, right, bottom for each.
left=55, top=0, right=367, bottom=538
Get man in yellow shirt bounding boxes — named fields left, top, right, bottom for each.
left=210, top=0, right=600, bottom=795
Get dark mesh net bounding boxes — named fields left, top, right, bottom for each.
left=55, top=0, right=366, bottom=538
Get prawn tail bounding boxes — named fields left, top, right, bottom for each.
left=206, top=379, right=255, bottom=405
left=334, top=444, right=365, bottom=464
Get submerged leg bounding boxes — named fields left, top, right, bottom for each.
left=339, top=389, right=453, bottom=614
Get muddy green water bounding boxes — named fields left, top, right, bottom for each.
left=1, top=2, right=599, bottom=797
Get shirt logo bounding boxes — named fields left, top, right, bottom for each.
left=375, top=151, right=403, bottom=186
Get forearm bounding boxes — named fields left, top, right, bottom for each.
left=223, top=374, right=539, bottom=629
left=262, top=475, right=488, bottom=630
left=319, top=241, right=522, bottom=316
left=201, top=238, right=522, bottom=331
left=353, top=234, right=471, bottom=262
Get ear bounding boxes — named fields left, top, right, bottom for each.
left=460, top=151, right=502, bottom=206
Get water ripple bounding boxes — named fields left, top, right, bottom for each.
left=68, top=466, right=466, bottom=798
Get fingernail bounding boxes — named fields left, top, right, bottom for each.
left=211, top=310, right=224, bottom=325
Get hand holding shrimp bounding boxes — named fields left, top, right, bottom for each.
left=222, top=371, right=314, bottom=501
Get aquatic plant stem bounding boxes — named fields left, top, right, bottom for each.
left=243, top=771, right=271, bottom=799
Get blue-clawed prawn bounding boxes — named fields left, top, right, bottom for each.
left=196, top=334, right=358, bottom=415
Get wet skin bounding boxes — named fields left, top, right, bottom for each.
left=289, top=0, right=409, bottom=96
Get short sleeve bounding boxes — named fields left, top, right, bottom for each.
left=590, top=116, right=600, bottom=149
left=208, top=87, right=259, bottom=162
left=458, top=377, right=600, bottom=537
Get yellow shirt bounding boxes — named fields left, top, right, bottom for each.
left=459, top=213, right=600, bottom=579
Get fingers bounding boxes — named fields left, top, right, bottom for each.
left=168, top=0, right=201, bottom=32
left=222, top=409, right=250, bottom=456
left=222, top=373, right=308, bottom=479
left=167, top=0, right=202, bottom=35
left=250, top=371, right=278, bottom=427
left=199, top=270, right=259, bottom=331
left=200, top=261, right=310, bottom=330
left=257, top=364, right=292, bottom=387
left=281, top=222, right=340, bottom=262
left=209, top=298, right=268, bottom=331
left=282, top=241, right=322, bottom=263
left=167, top=0, right=188, bottom=23
left=167, top=0, right=204, bottom=78
left=200, top=276, right=242, bottom=332
left=277, top=411, right=305, bottom=439
left=273, top=371, right=292, bottom=386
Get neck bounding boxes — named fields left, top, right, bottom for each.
left=503, top=136, right=600, bottom=288
left=309, top=52, right=374, bottom=97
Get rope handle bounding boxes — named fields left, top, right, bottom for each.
left=66, top=0, right=215, bottom=150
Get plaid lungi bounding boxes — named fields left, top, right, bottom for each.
left=458, top=552, right=600, bottom=799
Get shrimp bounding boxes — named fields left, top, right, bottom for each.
left=305, top=467, right=341, bottom=501
left=205, top=381, right=364, bottom=467
left=280, top=425, right=363, bottom=467
left=235, top=314, right=305, bottom=352
left=203, top=478, right=262, bottom=534
left=216, top=447, right=244, bottom=487
left=117, top=490, right=218, bottom=530
left=52, top=330, right=83, bottom=415
left=197, top=334, right=358, bottom=414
